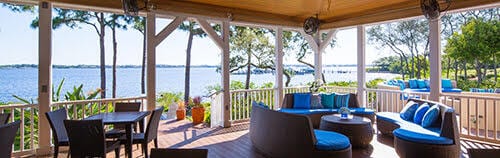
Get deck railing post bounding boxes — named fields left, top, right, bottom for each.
left=146, top=13, right=157, bottom=111
left=429, top=17, right=442, bottom=101
left=274, top=27, right=284, bottom=109
left=37, top=1, right=52, bottom=155
left=357, top=25, right=367, bottom=107
left=222, top=21, right=231, bottom=127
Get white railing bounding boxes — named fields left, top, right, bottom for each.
left=365, top=88, right=500, bottom=144
left=210, top=91, right=223, bottom=128
left=229, top=86, right=356, bottom=122
left=0, top=96, right=147, bottom=157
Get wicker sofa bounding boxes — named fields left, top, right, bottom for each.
left=279, top=93, right=375, bottom=128
left=250, top=103, right=352, bottom=158
left=376, top=98, right=460, bottom=158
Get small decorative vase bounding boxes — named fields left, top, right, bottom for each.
left=191, top=107, right=205, bottom=124
left=176, top=109, right=186, bottom=120
left=341, top=113, right=348, bottom=119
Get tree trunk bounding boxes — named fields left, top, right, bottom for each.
left=416, top=56, right=421, bottom=79
left=446, top=56, right=451, bottom=79
left=463, top=62, right=468, bottom=81
left=141, top=32, right=146, bottom=94
left=112, top=26, right=117, bottom=98
left=494, top=54, right=498, bottom=84
left=99, top=13, right=106, bottom=99
left=410, top=54, right=415, bottom=78
left=245, top=50, right=252, bottom=90
left=475, top=58, right=482, bottom=86
left=184, top=28, right=194, bottom=103
left=454, top=59, right=458, bottom=81
left=284, top=70, right=291, bottom=87
left=400, top=55, right=405, bottom=79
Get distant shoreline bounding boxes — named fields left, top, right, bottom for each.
left=0, top=64, right=373, bottom=69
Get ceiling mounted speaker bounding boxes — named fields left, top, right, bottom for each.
left=304, top=17, right=320, bottom=35
left=122, top=0, right=139, bottom=16
left=420, top=0, right=451, bottom=20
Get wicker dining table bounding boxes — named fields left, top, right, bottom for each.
left=319, top=114, right=373, bottom=148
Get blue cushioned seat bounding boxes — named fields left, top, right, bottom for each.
left=314, top=130, right=350, bottom=150
left=442, top=88, right=462, bottom=93
left=350, top=108, right=375, bottom=115
left=393, top=128, right=453, bottom=145
left=278, top=108, right=337, bottom=115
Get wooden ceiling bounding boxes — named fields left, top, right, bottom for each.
left=9, top=0, right=500, bottom=29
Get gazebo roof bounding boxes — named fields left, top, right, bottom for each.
left=9, top=0, right=500, bottom=29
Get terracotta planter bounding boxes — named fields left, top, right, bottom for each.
left=176, top=109, right=186, bottom=120
left=191, top=107, right=205, bottom=124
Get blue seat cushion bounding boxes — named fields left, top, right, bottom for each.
left=393, top=128, right=453, bottom=145
left=350, top=108, right=375, bottom=115
left=404, top=88, right=430, bottom=92
left=314, top=130, right=350, bottom=151
left=278, top=108, right=337, bottom=115
left=442, top=88, right=462, bottom=93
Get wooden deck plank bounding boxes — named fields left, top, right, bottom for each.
left=33, top=119, right=499, bottom=158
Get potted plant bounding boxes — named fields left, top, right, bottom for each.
left=176, top=101, right=186, bottom=120
left=191, top=96, right=205, bottom=124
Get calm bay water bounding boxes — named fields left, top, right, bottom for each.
left=0, top=67, right=399, bottom=103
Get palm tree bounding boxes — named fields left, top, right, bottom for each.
left=178, top=21, right=206, bottom=102
left=107, top=14, right=128, bottom=98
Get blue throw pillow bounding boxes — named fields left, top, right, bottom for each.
left=334, top=93, right=350, bottom=108
left=397, top=80, right=406, bottom=90
left=409, top=79, right=418, bottom=89
left=424, top=80, right=430, bottom=88
left=422, top=105, right=440, bottom=127
left=400, top=101, right=419, bottom=121
left=320, top=93, right=335, bottom=108
left=417, top=79, right=426, bottom=88
left=413, top=103, right=430, bottom=124
left=442, top=79, right=453, bottom=88
left=293, top=93, right=311, bottom=109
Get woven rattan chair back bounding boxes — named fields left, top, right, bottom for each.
left=150, top=148, right=208, bottom=158
left=145, top=107, right=164, bottom=142
left=0, top=120, right=21, bottom=158
left=0, top=113, right=11, bottom=125
left=45, top=108, right=69, bottom=144
left=64, top=119, right=106, bottom=158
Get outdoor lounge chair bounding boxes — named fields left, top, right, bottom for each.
left=250, top=102, right=352, bottom=158
left=376, top=98, right=460, bottom=158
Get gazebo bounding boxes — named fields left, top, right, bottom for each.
left=2, top=0, right=499, bottom=156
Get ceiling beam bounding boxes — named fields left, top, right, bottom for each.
left=321, top=0, right=500, bottom=29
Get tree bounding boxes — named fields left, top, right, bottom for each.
left=31, top=9, right=110, bottom=98
left=128, top=17, right=147, bottom=94
left=229, top=26, right=274, bottom=89
left=281, top=31, right=335, bottom=84
left=107, top=14, right=128, bottom=98
left=445, top=18, right=500, bottom=86
left=178, top=21, right=207, bottom=102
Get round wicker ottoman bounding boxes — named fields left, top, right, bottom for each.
left=319, top=114, right=373, bottom=148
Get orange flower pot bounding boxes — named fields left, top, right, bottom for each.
left=176, top=109, right=186, bottom=120
left=191, top=107, right=205, bottom=124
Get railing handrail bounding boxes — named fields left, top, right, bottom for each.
left=0, top=103, right=38, bottom=109
left=441, top=92, right=500, bottom=100
left=231, top=88, right=275, bottom=93
left=50, top=96, right=146, bottom=106
left=230, top=86, right=357, bottom=93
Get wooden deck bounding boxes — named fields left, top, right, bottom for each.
left=36, top=119, right=499, bottom=158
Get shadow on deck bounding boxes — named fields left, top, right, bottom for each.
left=36, top=119, right=499, bottom=158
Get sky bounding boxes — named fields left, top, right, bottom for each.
left=0, top=6, right=392, bottom=66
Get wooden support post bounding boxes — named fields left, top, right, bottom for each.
left=274, top=28, right=284, bottom=109
left=357, top=25, right=367, bottom=107
left=37, top=1, right=52, bottom=156
left=302, top=30, right=337, bottom=82
left=146, top=13, right=156, bottom=111
left=196, top=18, right=231, bottom=127
left=429, top=18, right=442, bottom=101
left=221, top=21, right=231, bottom=127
